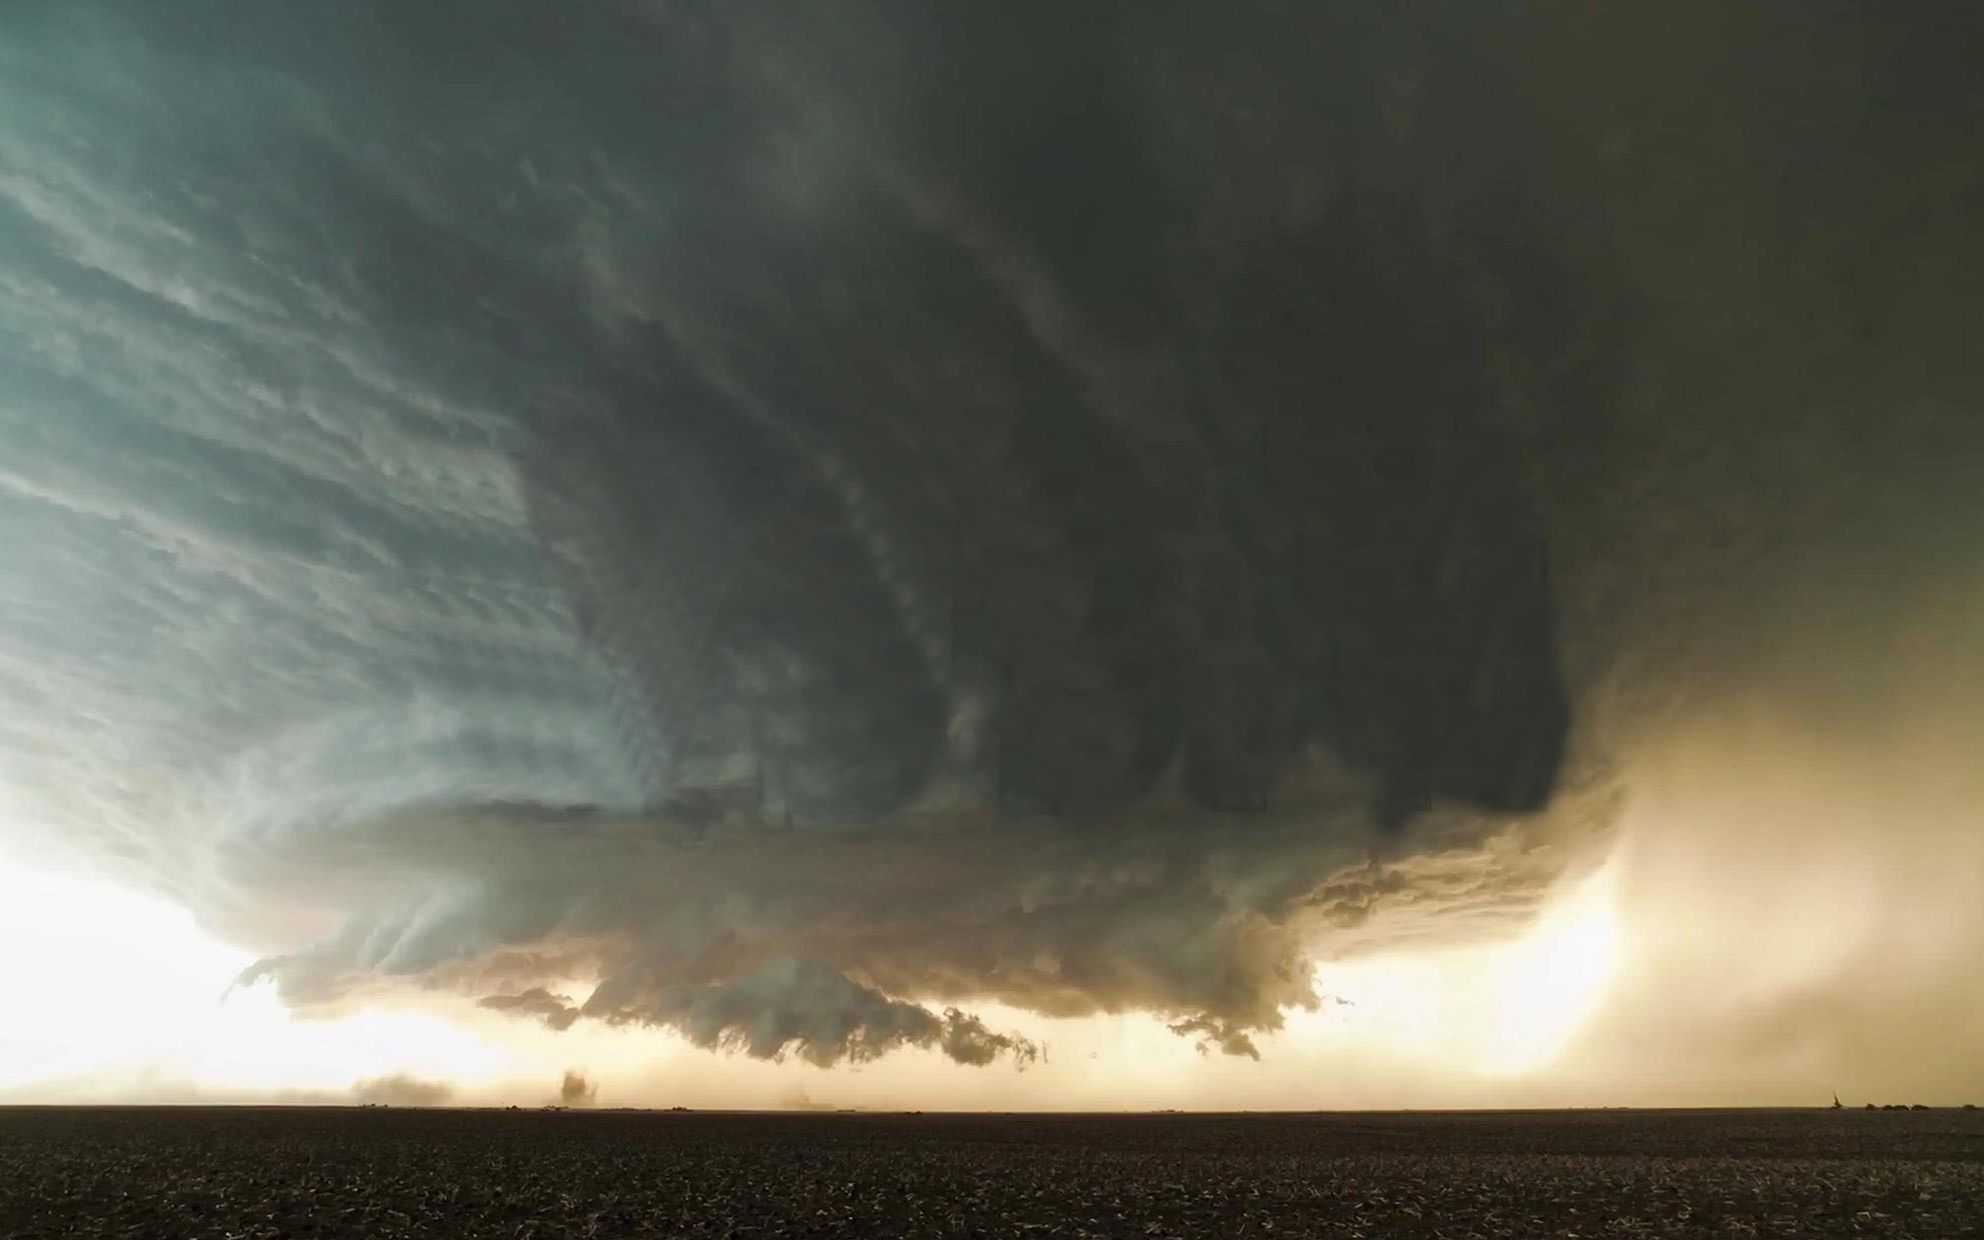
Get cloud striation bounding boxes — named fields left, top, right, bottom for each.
left=2, top=2, right=1978, bottom=1071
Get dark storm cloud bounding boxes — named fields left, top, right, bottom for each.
left=4, top=2, right=1979, bottom=1067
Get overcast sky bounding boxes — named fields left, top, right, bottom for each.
left=2, top=2, right=1980, bottom=1108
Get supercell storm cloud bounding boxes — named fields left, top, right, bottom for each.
left=3, top=4, right=1979, bottom=1070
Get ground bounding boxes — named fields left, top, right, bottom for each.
left=3, top=1107, right=1981, bottom=1237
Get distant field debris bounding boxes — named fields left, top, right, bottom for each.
left=349, top=1073, right=452, bottom=1108
left=560, top=1070, right=597, bottom=1106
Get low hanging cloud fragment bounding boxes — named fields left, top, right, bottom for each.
left=480, top=988, right=581, bottom=1032
left=589, top=957, right=1037, bottom=1069
left=492, top=960, right=1040, bottom=1069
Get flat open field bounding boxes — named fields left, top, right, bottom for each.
left=4, top=1107, right=1982, bottom=1238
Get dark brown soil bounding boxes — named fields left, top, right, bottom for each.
left=4, top=1106, right=1981, bottom=1237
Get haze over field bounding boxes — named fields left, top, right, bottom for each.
left=1, top=2, right=1980, bottom=1109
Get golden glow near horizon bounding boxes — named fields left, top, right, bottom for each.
left=1303, top=862, right=1620, bottom=1078
left=0, top=847, right=1624, bottom=1108
left=0, top=851, right=510, bottom=1100
left=0, top=856, right=249, bottom=1093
